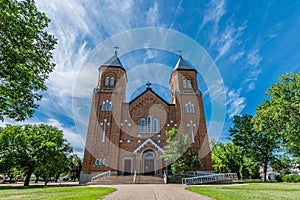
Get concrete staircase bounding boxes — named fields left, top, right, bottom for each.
left=88, top=175, right=164, bottom=185
left=135, top=176, right=165, bottom=184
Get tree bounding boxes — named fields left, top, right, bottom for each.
left=0, top=124, right=72, bottom=186
left=270, top=155, right=291, bottom=174
left=230, top=114, right=280, bottom=181
left=257, top=72, right=300, bottom=156
left=69, top=154, right=82, bottom=181
left=0, top=0, right=57, bottom=121
left=211, top=141, right=259, bottom=179
left=161, top=128, right=200, bottom=174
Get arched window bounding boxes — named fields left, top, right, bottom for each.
left=99, top=159, right=103, bottom=166
left=147, top=115, right=152, bottom=133
left=103, top=159, right=107, bottom=166
left=105, top=100, right=109, bottom=111
left=190, top=104, right=195, bottom=113
left=187, top=80, right=192, bottom=88
left=183, top=80, right=187, bottom=88
left=140, top=118, right=145, bottom=133
left=105, top=77, right=110, bottom=86
left=101, top=101, right=105, bottom=111
left=153, top=118, right=159, bottom=133
left=95, top=159, right=99, bottom=166
left=185, top=103, right=189, bottom=113
left=109, top=102, right=112, bottom=111
left=110, top=77, right=115, bottom=86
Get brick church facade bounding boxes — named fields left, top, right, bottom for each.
left=80, top=50, right=213, bottom=183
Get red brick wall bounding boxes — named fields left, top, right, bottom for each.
left=81, top=65, right=213, bottom=175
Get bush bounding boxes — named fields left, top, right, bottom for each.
left=281, top=174, right=300, bottom=183
left=275, top=175, right=283, bottom=182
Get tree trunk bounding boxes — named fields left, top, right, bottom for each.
left=44, top=174, right=49, bottom=186
left=263, top=160, right=268, bottom=182
left=24, top=171, right=32, bottom=186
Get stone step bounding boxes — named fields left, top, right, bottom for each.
left=135, top=176, right=164, bottom=184
left=88, top=176, right=164, bottom=185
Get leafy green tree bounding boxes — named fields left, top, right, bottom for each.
left=230, top=114, right=280, bottom=181
left=69, top=154, right=82, bottom=181
left=211, top=141, right=259, bottom=179
left=161, top=128, right=199, bottom=174
left=256, top=72, right=300, bottom=156
left=0, top=0, right=57, bottom=121
left=0, top=124, right=72, bottom=186
left=270, top=155, right=291, bottom=174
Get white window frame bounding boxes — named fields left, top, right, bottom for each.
left=187, top=80, right=192, bottom=88
left=183, top=80, right=187, bottom=88
left=105, top=77, right=110, bottom=86
left=140, top=118, right=145, bottom=133
left=110, top=77, right=114, bottom=86
left=153, top=118, right=159, bottom=133
left=147, top=115, right=152, bottom=133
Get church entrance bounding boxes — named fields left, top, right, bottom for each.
left=123, top=158, right=132, bottom=175
left=142, top=150, right=156, bottom=175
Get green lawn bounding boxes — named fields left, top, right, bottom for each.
left=187, top=183, right=300, bottom=200
left=0, top=186, right=116, bottom=200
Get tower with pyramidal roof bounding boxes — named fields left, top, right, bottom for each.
left=80, top=50, right=213, bottom=183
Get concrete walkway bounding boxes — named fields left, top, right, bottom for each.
left=100, top=184, right=214, bottom=200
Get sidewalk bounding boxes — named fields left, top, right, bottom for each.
left=100, top=184, right=214, bottom=200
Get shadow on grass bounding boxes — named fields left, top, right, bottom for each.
left=0, top=183, right=86, bottom=190
left=0, top=185, right=46, bottom=190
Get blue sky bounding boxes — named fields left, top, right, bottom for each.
left=2, top=0, right=300, bottom=157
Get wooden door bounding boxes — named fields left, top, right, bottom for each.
left=124, top=159, right=132, bottom=175
left=144, top=159, right=155, bottom=175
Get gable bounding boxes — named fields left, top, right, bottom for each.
left=129, top=88, right=170, bottom=107
left=133, top=138, right=164, bottom=154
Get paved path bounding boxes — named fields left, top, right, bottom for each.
left=100, top=184, right=214, bottom=200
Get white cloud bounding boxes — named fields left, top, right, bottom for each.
left=215, top=22, right=247, bottom=61
left=200, top=0, right=226, bottom=32
left=146, top=2, right=160, bottom=27
left=45, top=119, right=85, bottom=149
left=226, top=88, right=246, bottom=118
left=247, top=48, right=262, bottom=67
left=230, top=51, right=245, bottom=62
left=243, top=47, right=263, bottom=91
left=207, top=79, right=226, bottom=104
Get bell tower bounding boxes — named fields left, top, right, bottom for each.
left=81, top=48, right=127, bottom=180
left=169, top=55, right=212, bottom=170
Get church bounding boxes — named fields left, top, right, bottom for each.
left=80, top=49, right=213, bottom=183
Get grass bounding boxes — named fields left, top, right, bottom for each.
left=0, top=185, right=116, bottom=200
left=187, top=182, right=300, bottom=200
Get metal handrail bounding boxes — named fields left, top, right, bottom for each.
left=91, top=170, right=111, bottom=182
left=163, top=171, right=167, bottom=184
left=182, top=173, right=238, bottom=185
left=133, top=170, right=137, bottom=184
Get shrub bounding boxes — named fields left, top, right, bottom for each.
left=275, top=175, right=283, bottom=182
left=281, top=174, right=300, bottom=183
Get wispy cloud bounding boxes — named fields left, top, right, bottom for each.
left=146, top=1, right=160, bottom=26
left=226, top=88, right=246, bottom=118
left=243, top=47, right=263, bottom=91
left=230, top=51, right=245, bottom=62
left=200, top=0, right=226, bottom=32
left=214, top=22, right=247, bottom=61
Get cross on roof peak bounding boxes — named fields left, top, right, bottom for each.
left=114, top=45, right=119, bottom=55
left=177, top=49, right=183, bottom=56
left=146, top=81, right=152, bottom=88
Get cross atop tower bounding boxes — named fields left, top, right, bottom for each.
left=146, top=81, right=152, bottom=88
left=177, top=49, right=183, bottom=56
left=114, top=45, right=119, bottom=55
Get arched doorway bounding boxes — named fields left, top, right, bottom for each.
left=142, top=149, right=156, bottom=175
